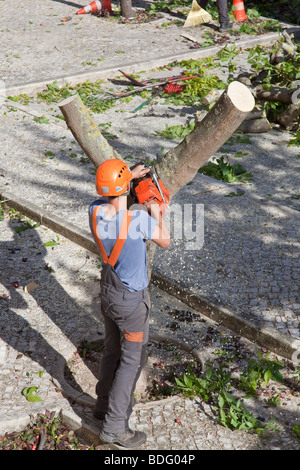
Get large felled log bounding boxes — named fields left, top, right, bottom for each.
left=58, top=94, right=122, bottom=168
left=255, top=85, right=294, bottom=104
left=156, top=81, right=255, bottom=199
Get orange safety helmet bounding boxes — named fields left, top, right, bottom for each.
left=95, top=159, right=132, bottom=196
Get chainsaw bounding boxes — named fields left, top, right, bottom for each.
left=130, top=162, right=169, bottom=212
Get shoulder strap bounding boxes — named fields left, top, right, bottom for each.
left=91, top=206, right=132, bottom=267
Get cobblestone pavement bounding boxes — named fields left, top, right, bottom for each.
left=0, top=216, right=299, bottom=450
left=0, top=0, right=299, bottom=452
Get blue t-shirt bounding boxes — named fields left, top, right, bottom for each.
left=89, top=199, right=158, bottom=292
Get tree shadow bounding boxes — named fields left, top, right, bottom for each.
left=7, top=105, right=300, bottom=343
left=0, top=216, right=102, bottom=414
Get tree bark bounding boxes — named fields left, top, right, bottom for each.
left=58, top=94, right=122, bottom=168
left=255, top=85, right=294, bottom=105
left=156, top=81, right=255, bottom=200
left=277, top=103, right=300, bottom=130
left=59, top=82, right=254, bottom=197
left=238, top=117, right=272, bottom=133
left=120, top=0, right=133, bottom=17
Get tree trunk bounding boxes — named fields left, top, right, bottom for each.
left=59, top=81, right=254, bottom=197
left=120, top=0, right=133, bottom=17
left=156, top=81, right=255, bottom=200
left=58, top=94, right=122, bottom=168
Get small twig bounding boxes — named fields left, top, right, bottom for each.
left=37, top=429, right=47, bottom=450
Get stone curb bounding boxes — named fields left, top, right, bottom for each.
left=1, top=187, right=298, bottom=363
left=4, top=30, right=297, bottom=97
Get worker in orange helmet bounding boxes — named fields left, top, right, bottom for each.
left=89, top=159, right=170, bottom=448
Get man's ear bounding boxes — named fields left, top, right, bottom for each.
left=123, top=182, right=131, bottom=197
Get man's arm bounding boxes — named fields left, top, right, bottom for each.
left=145, top=202, right=170, bottom=248
left=130, top=164, right=170, bottom=248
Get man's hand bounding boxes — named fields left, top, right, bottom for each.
left=131, top=164, right=150, bottom=180
left=145, top=201, right=170, bottom=248
left=144, top=200, right=161, bottom=219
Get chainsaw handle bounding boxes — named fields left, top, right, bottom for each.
left=130, top=162, right=151, bottom=180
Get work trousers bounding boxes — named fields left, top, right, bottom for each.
left=95, top=264, right=150, bottom=434
left=199, top=0, right=230, bottom=24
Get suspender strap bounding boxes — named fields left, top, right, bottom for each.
left=91, top=206, right=132, bottom=267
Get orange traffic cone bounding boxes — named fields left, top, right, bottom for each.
left=76, top=0, right=112, bottom=15
left=232, top=0, right=247, bottom=21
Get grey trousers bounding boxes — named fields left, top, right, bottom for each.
left=199, top=0, right=230, bottom=24
left=95, top=264, right=150, bottom=434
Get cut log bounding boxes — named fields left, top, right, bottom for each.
left=238, top=117, right=272, bottom=133
left=270, top=30, right=297, bottom=64
left=236, top=74, right=252, bottom=87
left=255, top=85, right=294, bottom=104
left=245, top=109, right=265, bottom=121
left=156, top=81, right=255, bottom=199
left=58, top=94, right=122, bottom=168
left=277, top=103, right=300, bottom=130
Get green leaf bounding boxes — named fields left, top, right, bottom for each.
left=27, top=394, right=43, bottom=402
left=44, top=240, right=59, bottom=247
left=34, top=370, right=45, bottom=378
left=218, top=394, right=225, bottom=408
left=34, top=115, right=50, bottom=124
left=263, top=369, right=272, bottom=384
left=22, top=385, right=43, bottom=402
left=293, top=425, right=300, bottom=438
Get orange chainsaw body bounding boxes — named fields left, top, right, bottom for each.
left=130, top=163, right=170, bottom=214
left=135, top=177, right=169, bottom=205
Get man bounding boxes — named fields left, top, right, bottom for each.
left=200, top=0, right=233, bottom=32
left=89, top=159, right=170, bottom=448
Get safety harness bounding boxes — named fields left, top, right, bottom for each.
left=91, top=206, right=133, bottom=267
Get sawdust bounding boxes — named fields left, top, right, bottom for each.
left=64, top=335, right=201, bottom=403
